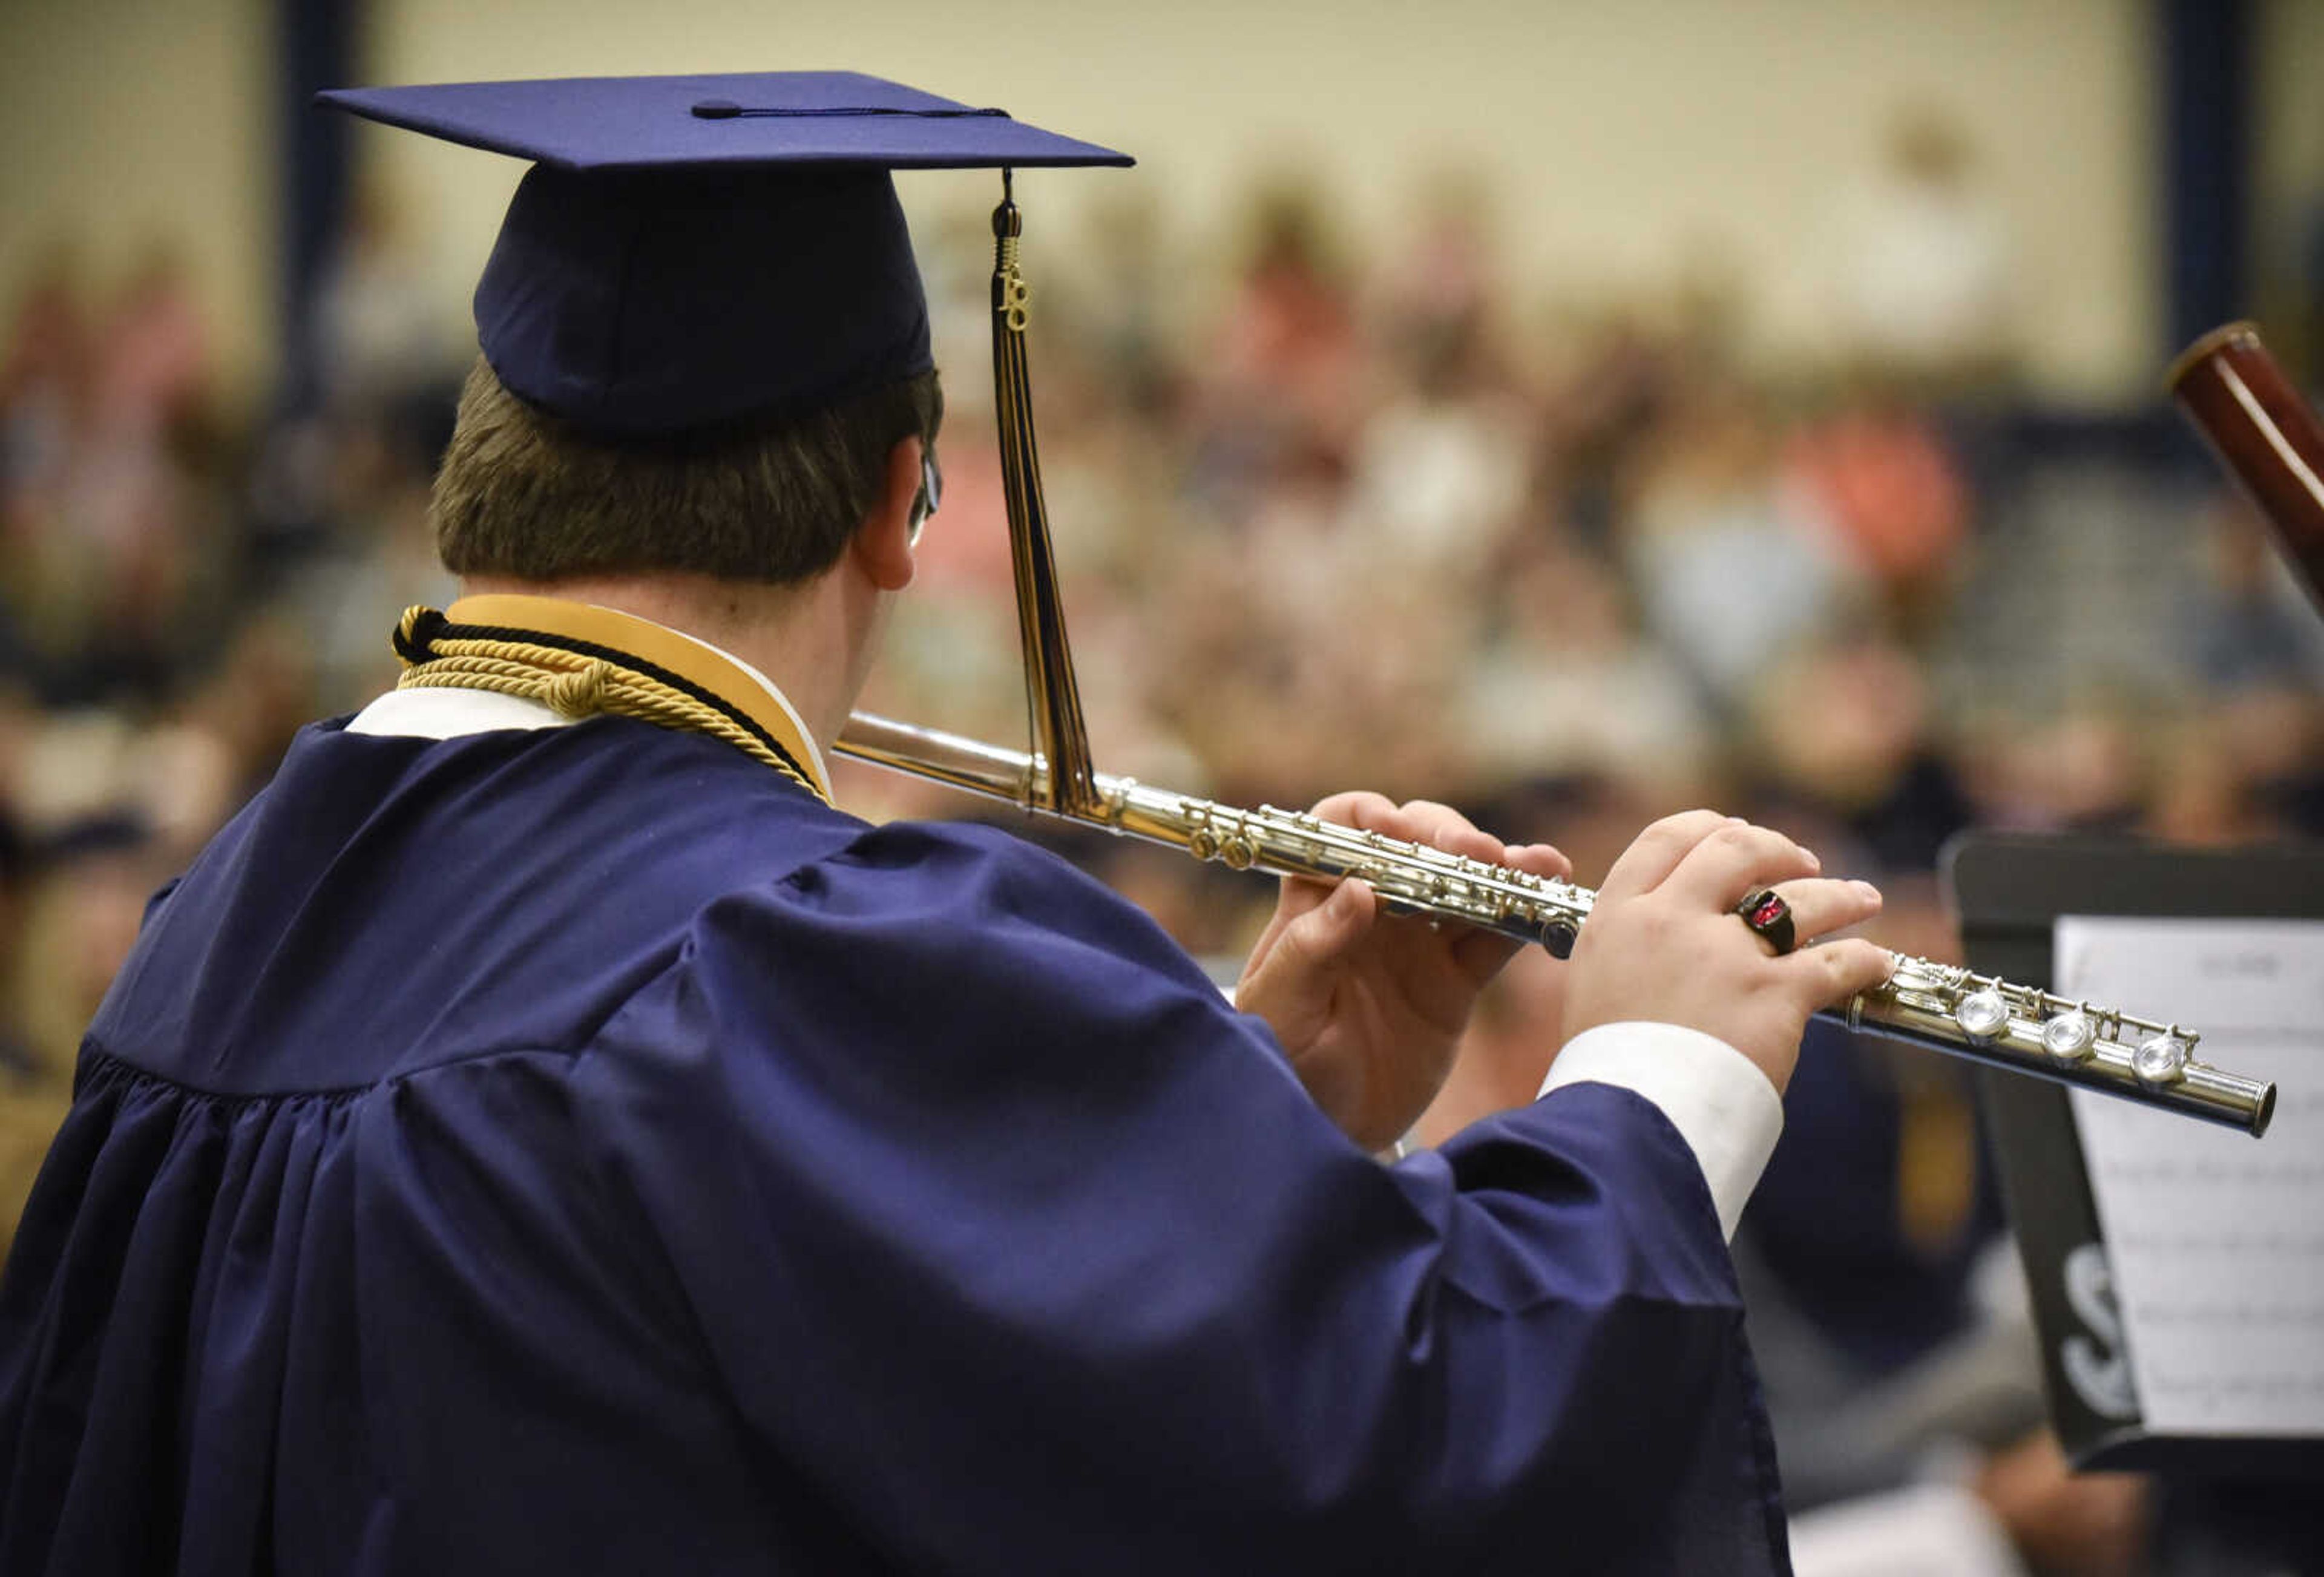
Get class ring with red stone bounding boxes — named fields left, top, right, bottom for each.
left=1736, top=887, right=1797, bottom=956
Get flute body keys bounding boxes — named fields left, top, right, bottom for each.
left=836, top=712, right=2277, bottom=1136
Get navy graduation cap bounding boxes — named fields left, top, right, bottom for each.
left=319, top=73, right=1132, bottom=435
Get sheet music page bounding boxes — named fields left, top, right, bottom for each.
left=2056, top=916, right=2324, bottom=1437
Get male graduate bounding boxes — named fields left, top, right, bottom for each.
left=0, top=74, right=1894, bottom=1575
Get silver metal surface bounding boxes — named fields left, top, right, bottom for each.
left=836, top=710, right=2277, bottom=1138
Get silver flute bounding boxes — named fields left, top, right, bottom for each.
left=838, top=712, right=2276, bottom=1138
left=838, top=182, right=2276, bottom=1140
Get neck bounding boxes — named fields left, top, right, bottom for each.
left=458, top=570, right=873, bottom=750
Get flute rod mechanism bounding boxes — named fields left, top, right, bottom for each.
left=836, top=711, right=2276, bottom=1138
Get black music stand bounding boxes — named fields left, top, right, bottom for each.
left=1945, top=833, right=2324, bottom=1478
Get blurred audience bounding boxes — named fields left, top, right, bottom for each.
left=1819, top=104, right=2019, bottom=389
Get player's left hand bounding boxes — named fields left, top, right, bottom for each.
left=1235, top=793, right=1571, bottom=1152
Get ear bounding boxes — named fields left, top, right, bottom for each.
left=850, top=436, right=922, bottom=594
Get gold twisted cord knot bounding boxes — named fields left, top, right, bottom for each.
left=542, top=658, right=612, bottom=720
left=394, top=605, right=435, bottom=665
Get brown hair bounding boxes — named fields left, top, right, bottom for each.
left=429, top=358, right=943, bottom=586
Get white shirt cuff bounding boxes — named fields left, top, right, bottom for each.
left=1537, top=1022, right=1784, bottom=1242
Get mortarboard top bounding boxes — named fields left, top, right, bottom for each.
left=318, top=73, right=1131, bottom=436
left=318, top=72, right=1133, bottom=174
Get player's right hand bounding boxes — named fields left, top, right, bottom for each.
left=1558, top=810, right=1896, bottom=1093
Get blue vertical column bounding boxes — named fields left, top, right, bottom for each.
left=279, top=0, right=357, bottom=410
left=2161, top=0, right=2251, bottom=355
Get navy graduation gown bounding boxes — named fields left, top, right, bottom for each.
left=0, top=716, right=1788, bottom=1574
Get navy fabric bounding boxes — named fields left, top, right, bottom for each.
left=316, top=73, right=1134, bottom=174
left=316, top=73, right=1131, bottom=434
left=0, top=718, right=1790, bottom=1574
left=473, top=163, right=934, bottom=434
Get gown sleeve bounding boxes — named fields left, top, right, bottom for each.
left=568, top=819, right=1790, bottom=1576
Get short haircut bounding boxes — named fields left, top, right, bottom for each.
left=430, top=358, right=943, bottom=586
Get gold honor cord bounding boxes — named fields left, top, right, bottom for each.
left=392, top=597, right=832, bottom=806
left=829, top=180, right=2279, bottom=1139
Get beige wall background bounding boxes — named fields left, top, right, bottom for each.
left=2, top=0, right=275, bottom=408
left=2255, top=0, right=2324, bottom=339
left=15, top=0, right=2309, bottom=409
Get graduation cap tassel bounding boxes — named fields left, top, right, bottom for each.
left=989, top=173, right=1102, bottom=818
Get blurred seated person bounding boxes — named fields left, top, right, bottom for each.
left=0, top=812, right=36, bottom=1091
left=0, top=810, right=160, bottom=1262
